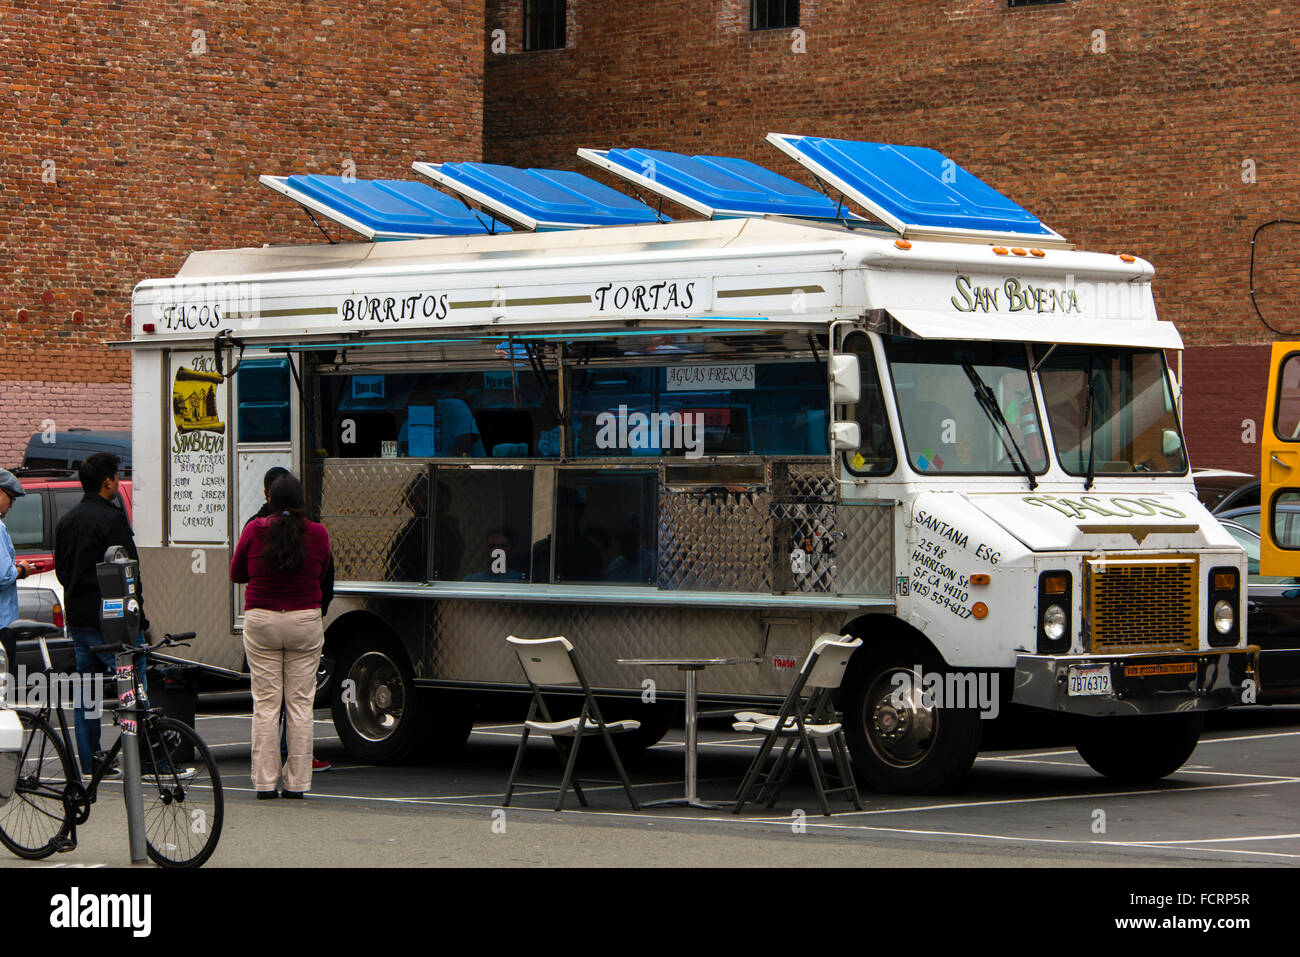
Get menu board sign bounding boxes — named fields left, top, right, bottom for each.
left=170, top=351, right=228, bottom=543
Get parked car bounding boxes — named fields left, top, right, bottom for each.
left=9, top=584, right=75, bottom=678
left=1192, top=468, right=1259, bottom=513
left=8, top=471, right=134, bottom=601
left=21, top=429, right=131, bottom=471
left=1218, top=519, right=1300, bottom=703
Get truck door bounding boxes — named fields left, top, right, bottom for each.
left=1259, top=342, right=1300, bottom=575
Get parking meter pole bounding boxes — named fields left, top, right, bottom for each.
left=97, top=546, right=148, bottom=866
left=115, top=650, right=148, bottom=864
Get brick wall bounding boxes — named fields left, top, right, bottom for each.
left=1181, top=344, right=1271, bottom=477
left=484, top=0, right=1300, bottom=462
left=0, top=381, right=131, bottom=469
left=1, top=0, right=484, bottom=461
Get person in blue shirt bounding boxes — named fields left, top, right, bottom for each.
left=0, top=469, right=37, bottom=688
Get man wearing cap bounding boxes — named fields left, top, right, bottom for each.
left=0, top=469, right=37, bottom=689
left=54, top=452, right=143, bottom=777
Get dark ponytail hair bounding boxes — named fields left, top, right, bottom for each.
left=263, top=475, right=307, bottom=574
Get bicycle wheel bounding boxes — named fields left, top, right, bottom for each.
left=138, top=716, right=223, bottom=868
left=0, top=710, right=75, bottom=859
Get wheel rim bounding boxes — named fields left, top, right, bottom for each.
left=0, top=715, right=72, bottom=854
left=861, top=666, right=937, bottom=769
left=142, top=718, right=223, bottom=867
left=344, top=651, right=407, bottom=742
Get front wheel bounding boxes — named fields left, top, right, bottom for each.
left=1075, top=713, right=1203, bottom=782
left=0, top=710, right=76, bottom=860
left=139, top=716, right=224, bottom=868
left=842, top=641, right=983, bottom=794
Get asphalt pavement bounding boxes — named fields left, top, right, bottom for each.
left=3, top=699, right=1298, bottom=868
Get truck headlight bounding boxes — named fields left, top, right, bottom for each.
left=1213, top=600, right=1235, bottom=635
left=1037, top=570, right=1072, bottom=653
left=1043, top=605, right=1068, bottom=640
left=1207, top=566, right=1240, bottom=647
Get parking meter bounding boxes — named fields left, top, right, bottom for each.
left=95, top=545, right=148, bottom=863
left=97, top=545, right=142, bottom=648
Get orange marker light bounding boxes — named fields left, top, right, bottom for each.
left=971, top=602, right=989, bottom=619
left=1119, top=253, right=1136, bottom=263
left=1029, top=248, right=1045, bottom=257
left=1011, top=247, right=1027, bottom=256
left=992, top=246, right=1009, bottom=255
left=1043, top=574, right=1069, bottom=595
left=1213, top=572, right=1236, bottom=590
left=969, top=573, right=991, bottom=586
left=894, top=239, right=912, bottom=250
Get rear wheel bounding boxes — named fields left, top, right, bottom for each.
left=139, top=716, right=224, bottom=868
left=1075, top=713, right=1203, bottom=781
left=842, top=641, right=983, bottom=794
left=331, top=634, right=472, bottom=764
left=0, top=710, right=75, bottom=860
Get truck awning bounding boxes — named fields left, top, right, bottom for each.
left=884, top=307, right=1184, bottom=350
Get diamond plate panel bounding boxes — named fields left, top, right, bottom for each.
left=771, top=462, right=838, bottom=503
left=320, top=461, right=429, bottom=582
left=836, top=504, right=894, bottom=597
left=236, top=450, right=292, bottom=528
left=137, top=546, right=243, bottom=672
left=423, top=599, right=844, bottom=698
left=657, top=487, right=772, bottom=591
left=771, top=502, right=837, bottom=593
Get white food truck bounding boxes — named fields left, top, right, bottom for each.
left=122, top=136, right=1256, bottom=793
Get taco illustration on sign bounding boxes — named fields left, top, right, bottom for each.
left=172, top=366, right=226, bottom=434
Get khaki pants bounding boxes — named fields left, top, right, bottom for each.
left=243, top=607, right=324, bottom=793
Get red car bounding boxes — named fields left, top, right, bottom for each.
left=9, top=471, right=134, bottom=599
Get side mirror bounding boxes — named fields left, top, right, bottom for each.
left=1161, top=429, right=1182, bottom=457
left=831, top=421, right=861, bottom=451
left=830, top=354, right=861, bottom=404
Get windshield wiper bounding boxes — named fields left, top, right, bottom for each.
left=962, top=362, right=1038, bottom=491
left=1083, top=356, right=1097, bottom=491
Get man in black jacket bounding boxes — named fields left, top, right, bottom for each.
left=54, top=452, right=141, bottom=777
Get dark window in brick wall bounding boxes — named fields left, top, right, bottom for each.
left=1008, top=0, right=1067, bottom=7
left=524, top=0, right=566, bottom=51
left=752, top=0, right=799, bottom=30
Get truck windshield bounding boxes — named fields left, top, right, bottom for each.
left=1036, top=346, right=1187, bottom=476
left=885, top=337, right=1047, bottom=476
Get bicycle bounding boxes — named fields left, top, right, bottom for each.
left=0, top=631, right=224, bottom=867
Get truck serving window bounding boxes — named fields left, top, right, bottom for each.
left=318, top=369, right=561, bottom=459
left=569, top=361, right=828, bottom=458
left=885, top=337, right=1047, bottom=476
left=1036, top=346, right=1187, bottom=476
left=432, top=469, right=535, bottom=582
left=236, top=358, right=291, bottom=443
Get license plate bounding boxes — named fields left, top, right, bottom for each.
left=1067, top=664, right=1112, bottom=696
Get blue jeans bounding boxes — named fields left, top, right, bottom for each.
left=70, top=627, right=146, bottom=775
left=70, top=627, right=115, bottom=774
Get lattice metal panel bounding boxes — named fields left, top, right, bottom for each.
left=321, top=461, right=430, bottom=582
left=836, top=504, right=894, bottom=597
left=137, top=547, right=243, bottom=672
left=1086, top=556, right=1198, bottom=653
left=771, top=462, right=839, bottom=504
left=426, top=598, right=843, bottom=698
left=657, top=487, right=772, bottom=592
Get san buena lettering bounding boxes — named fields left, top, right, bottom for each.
left=1024, top=494, right=1186, bottom=520
left=950, top=275, right=1081, bottom=315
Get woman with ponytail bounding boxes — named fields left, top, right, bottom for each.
left=230, top=474, right=332, bottom=799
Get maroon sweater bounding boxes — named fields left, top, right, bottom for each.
left=230, top=517, right=332, bottom=612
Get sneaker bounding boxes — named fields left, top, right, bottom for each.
left=86, top=765, right=122, bottom=781
left=311, top=758, right=331, bottom=772
left=143, top=764, right=198, bottom=783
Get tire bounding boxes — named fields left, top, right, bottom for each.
left=414, top=688, right=476, bottom=762
left=0, top=710, right=76, bottom=860
left=1075, top=712, right=1203, bottom=782
left=331, top=633, right=445, bottom=764
left=842, top=640, right=983, bottom=794
left=607, top=700, right=676, bottom=758
left=139, top=716, right=224, bottom=868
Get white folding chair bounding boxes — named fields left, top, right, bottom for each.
left=732, top=634, right=864, bottom=816
left=502, top=636, right=642, bottom=811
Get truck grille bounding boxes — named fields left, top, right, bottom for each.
left=1086, top=556, right=1198, bottom=653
